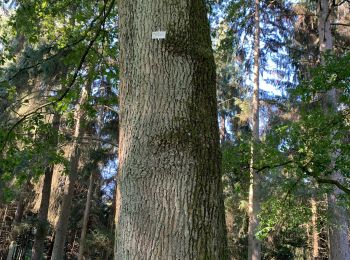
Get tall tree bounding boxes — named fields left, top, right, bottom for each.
left=115, top=0, right=228, bottom=258
left=317, top=1, right=350, bottom=258
left=51, top=85, right=89, bottom=259
left=31, top=113, right=60, bottom=260
left=310, top=195, right=319, bottom=259
left=77, top=171, right=94, bottom=260
left=248, top=0, right=261, bottom=259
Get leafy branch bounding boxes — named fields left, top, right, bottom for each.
left=0, top=0, right=116, bottom=152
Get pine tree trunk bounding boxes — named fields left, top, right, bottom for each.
left=248, top=0, right=261, bottom=259
left=51, top=86, right=88, bottom=260
left=318, top=1, right=350, bottom=259
left=31, top=113, right=60, bottom=260
left=311, top=196, right=319, bottom=259
left=115, top=0, right=228, bottom=258
left=77, top=173, right=94, bottom=260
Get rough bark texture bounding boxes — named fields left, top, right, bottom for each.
left=51, top=86, right=88, bottom=260
left=77, top=173, right=94, bottom=260
left=115, top=0, right=228, bottom=259
left=318, top=1, right=350, bottom=259
left=31, top=113, right=60, bottom=260
left=248, top=0, right=261, bottom=259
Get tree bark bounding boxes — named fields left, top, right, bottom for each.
left=31, top=113, right=60, bottom=260
left=248, top=0, right=261, bottom=259
left=115, top=0, right=228, bottom=259
left=318, top=0, right=333, bottom=53
left=311, top=196, right=319, bottom=259
left=77, top=172, right=94, bottom=260
left=317, top=1, right=350, bottom=259
left=51, top=86, right=88, bottom=260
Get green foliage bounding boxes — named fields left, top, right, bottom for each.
left=0, top=0, right=118, bottom=194
left=220, top=46, right=350, bottom=256
left=257, top=193, right=311, bottom=240
left=294, top=52, right=350, bottom=103
left=86, top=228, right=114, bottom=253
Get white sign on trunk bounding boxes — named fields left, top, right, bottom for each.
left=152, top=31, right=166, bottom=40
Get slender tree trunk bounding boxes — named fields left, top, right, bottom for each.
left=248, top=0, right=261, bottom=259
left=115, top=0, right=228, bottom=258
left=78, top=84, right=107, bottom=259
left=311, top=196, right=319, bottom=259
left=306, top=223, right=312, bottom=259
left=31, top=113, right=60, bottom=260
left=77, top=172, right=94, bottom=260
left=318, top=1, right=350, bottom=259
left=51, top=86, right=89, bottom=260
left=0, top=205, right=8, bottom=238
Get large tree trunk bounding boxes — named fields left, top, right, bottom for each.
left=31, top=113, right=60, bottom=260
left=115, top=0, right=228, bottom=258
left=51, top=86, right=88, bottom=260
left=317, top=1, right=350, bottom=259
left=248, top=0, right=261, bottom=259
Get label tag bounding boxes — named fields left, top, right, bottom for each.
left=152, top=31, right=166, bottom=40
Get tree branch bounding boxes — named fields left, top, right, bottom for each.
left=254, top=160, right=294, bottom=173
left=298, top=163, right=350, bottom=195
left=0, top=0, right=116, bottom=152
left=315, top=177, right=350, bottom=194
left=331, top=23, right=350, bottom=27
